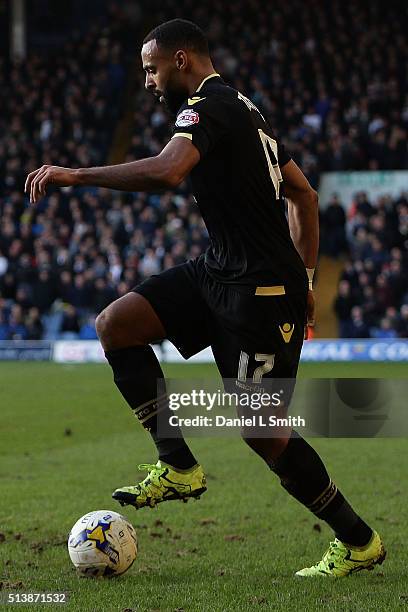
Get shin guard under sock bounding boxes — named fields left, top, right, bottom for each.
left=105, top=345, right=197, bottom=470
left=269, top=431, right=372, bottom=546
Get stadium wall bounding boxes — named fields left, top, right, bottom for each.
left=0, top=340, right=407, bottom=363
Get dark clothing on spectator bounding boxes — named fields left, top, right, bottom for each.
left=61, top=311, right=80, bottom=334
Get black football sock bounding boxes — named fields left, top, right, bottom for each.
left=268, top=430, right=373, bottom=547
left=105, top=346, right=197, bottom=470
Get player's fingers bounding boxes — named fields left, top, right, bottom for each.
left=30, top=172, right=40, bottom=203
left=25, top=169, right=40, bottom=194
left=25, top=165, right=48, bottom=194
left=30, top=174, right=39, bottom=204
left=38, top=173, right=50, bottom=195
left=31, top=169, right=48, bottom=203
left=32, top=178, right=43, bottom=203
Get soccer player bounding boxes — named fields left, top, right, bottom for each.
left=25, top=19, right=385, bottom=577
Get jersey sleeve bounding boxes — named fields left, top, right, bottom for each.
left=277, top=141, right=291, bottom=168
left=171, top=96, right=230, bottom=158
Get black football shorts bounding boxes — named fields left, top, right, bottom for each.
left=133, top=255, right=307, bottom=380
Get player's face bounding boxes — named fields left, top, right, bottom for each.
left=142, top=40, right=189, bottom=115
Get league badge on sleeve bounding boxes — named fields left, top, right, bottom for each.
left=175, top=109, right=200, bottom=127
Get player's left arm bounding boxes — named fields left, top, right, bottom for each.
left=24, top=137, right=200, bottom=204
left=282, top=159, right=319, bottom=268
left=281, top=159, right=319, bottom=330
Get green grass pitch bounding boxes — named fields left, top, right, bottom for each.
left=0, top=362, right=407, bottom=611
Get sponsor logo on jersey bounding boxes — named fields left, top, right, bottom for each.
left=188, top=96, right=206, bottom=105
left=175, top=109, right=200, bottom=127
left=279, top=323, right=294, bottom=343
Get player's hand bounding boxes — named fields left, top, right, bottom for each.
left=305, top=289, right=315, bottom=339
left=24, top=165, right=80, bottom=204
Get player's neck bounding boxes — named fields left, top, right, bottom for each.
left=188, top=65, right=218, bottom=95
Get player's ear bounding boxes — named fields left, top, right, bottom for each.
left=174, top=50, right=188, bottom=71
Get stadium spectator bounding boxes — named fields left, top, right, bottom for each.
left=396, top=305, right=408, bottom=338
left=60, top=304, right=80, bottom=339
left=0, top=310, right=9, bottom=340
left=25, top=307, right=44, bottom=340
left=8, top=304, right=28, bottom=340
left=32, top=270, right=56, bottom=314
left=92, top=277, right=118, bottom=313
left=0, top=0, right=407, bottom=340
left=371, top=317, right=398, bottom=340
left=345, top=306, right=371, bottom=339
left=321, top=194, right=347, bottom=257
left=79, top=315, right=99, bottom=340
left=334, top=192, right=408, bottom=338
left=333, top=280, right=353, bottom=338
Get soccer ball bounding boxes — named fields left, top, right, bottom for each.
left=68, top=510, right=137, bottom=577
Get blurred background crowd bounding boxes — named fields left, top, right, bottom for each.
left=0, top=0, right=407, bottom=340
left=328, top=192, right=408, bottom=338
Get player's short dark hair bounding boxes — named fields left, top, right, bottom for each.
left=143, top=19, right=209, bottom=56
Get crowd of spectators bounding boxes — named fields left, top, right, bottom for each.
left=0, top=6, right=137, bottom=339
left=0, top=0, right=407, bottom=340
left=332, top=192, right=408, bottom=338
left=129, top=0, right=408, bottom=186
left=0, top=185, right=209, bottom=339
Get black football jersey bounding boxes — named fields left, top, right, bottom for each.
left=172, top=74, right=308, bottom=293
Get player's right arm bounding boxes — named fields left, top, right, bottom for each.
left=282, top=159, right=319, bottom=330
left=24, top=137, right=200, bottom=204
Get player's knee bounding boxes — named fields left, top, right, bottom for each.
left=95, top=308, right=112, bottom=344
left=96, top=299, right=147, bottom=351
left=95, top=303, right=124, bottom=347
